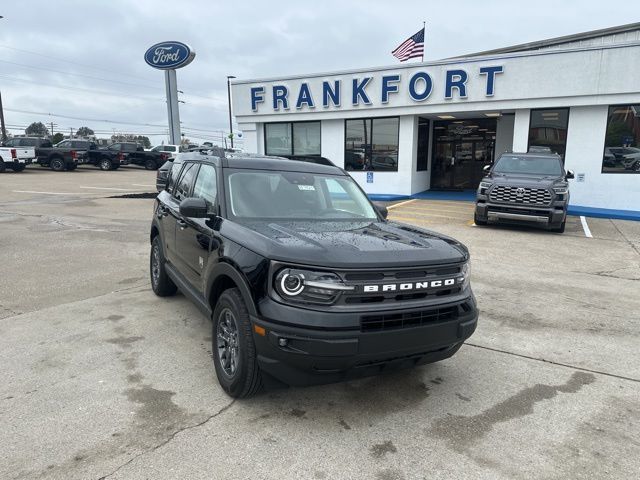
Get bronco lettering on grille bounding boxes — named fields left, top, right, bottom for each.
left=363, top=278, right=456, bottom=293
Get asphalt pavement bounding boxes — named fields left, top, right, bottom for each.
left=0, top=166, right=639, bottom=479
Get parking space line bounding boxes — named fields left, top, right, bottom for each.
left=580, top=216, right=593, bottom=238
left=80, top=186, right=138, bottom=191
left=386, top=199, right=417, bottom=210
left=12, top=190, right=96, bottom=195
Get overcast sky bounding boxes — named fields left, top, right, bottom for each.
left=0, top=1, right=638, bottom=146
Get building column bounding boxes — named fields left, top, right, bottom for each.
left=512, top=109, right=531, bottom=152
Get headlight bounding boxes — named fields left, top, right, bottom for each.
left=460, top=262, right=470, bottom=290
left=274, top=268, right=354, bottom=305
left=478, top=181, right=492, bottom=192
left=553, top=186, right=568, bottom=195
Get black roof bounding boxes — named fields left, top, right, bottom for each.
left=178, top=152, right=345, bottom=175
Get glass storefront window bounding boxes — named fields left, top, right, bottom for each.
left=528, top=108, right=569, bottom=159
left=344, top=117, right=399, bottom=171
left=602, top=105, right=640, bottom=174
left=417, top=118, right=430, bottom=171
left=264, top=122, right=320, bottom=156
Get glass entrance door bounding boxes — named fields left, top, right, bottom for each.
left=431, top=119, right=497, bottom=190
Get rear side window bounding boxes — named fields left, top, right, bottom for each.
left=167, top=160, right=184, bottom=194
left=173, top=163, right=198, bottom=201
left=192, top=164, right=217, bottom=205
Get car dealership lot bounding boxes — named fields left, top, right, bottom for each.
left=1, top=168, right=639, bottom=479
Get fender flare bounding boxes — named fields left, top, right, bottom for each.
left=205, top=262, right=258, bottom=317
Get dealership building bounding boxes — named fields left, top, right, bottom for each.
left=231, top=23, right=640, bottom=218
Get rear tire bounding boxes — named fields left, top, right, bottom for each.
left=212, top=288, right=263, bottom=398
left=50, top=157, right=66, bottom=172
left=150, top=236, right=177, bottom=297
left=144, top=159, right=157, bottom=170
left=474, top=213, right=487, bottom=226
left=99, top=158, right=113, bottom=171
left=12, top=164, right=26, bottom=172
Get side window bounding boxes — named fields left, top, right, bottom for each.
left=192, top=164, right=217, bottom=205
left=108, top=143, right=120, bottom=151
left=5, top=138, right=17, bottom=147
left=124, top=144, right=137, bottom=152
left=173, top=163, right=198, bottom=201
left=23, top=138, right=38, bottom=147
left=166, top=161, right=184, bottom=193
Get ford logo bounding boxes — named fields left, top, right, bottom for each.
left=144, top=41, right=196, bottom=70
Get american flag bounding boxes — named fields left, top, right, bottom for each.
left=391, top=28, right=425, bottom=62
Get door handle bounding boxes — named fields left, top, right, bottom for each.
left=177, top=219, right=188, bottom=230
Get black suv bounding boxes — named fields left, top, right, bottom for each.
left=150, top=153, right=477, bottom=397
left=474, top=152, right=574, bottom=233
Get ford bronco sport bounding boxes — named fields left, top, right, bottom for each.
left=150, top=153, right=478, bottom=397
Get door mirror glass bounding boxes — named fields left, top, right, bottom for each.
left=566, top=169, right=575, bottom=180
left=179, top=197, right=209, bottom=218
left=483, top=165, right=491, bottom=172
left=374, top=202, right=388, bottom=220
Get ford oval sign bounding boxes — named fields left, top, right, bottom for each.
left=144, top=41, right=195, bottom=70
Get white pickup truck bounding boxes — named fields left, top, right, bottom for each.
left=0, top=145, right=36, bottom=172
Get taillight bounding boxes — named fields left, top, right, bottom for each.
left=118, top=152, right=124, bottom=161
left=70, top=150, right=77, bottom=159
left=10, top=148, right=16, bottom=159
left=161, top=153, right=168, bottom=160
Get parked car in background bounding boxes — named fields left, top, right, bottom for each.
left=151, top=144, right=183, bottom=160
left=0, top=145, right=36, bottom=172
left=4, top=137, right=81, bottom=171
left=109, top=142, right=167, bottom=170
left=55, top=139, right=126, bottom=171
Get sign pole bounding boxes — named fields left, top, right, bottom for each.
left=165, top=69, right=181, bottom=145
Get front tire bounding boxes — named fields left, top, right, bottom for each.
left=212, top=288, right=263, bottom=398
left=474, top=213, right=487, bottom=226
left=99, top=158, right=113, bottom=171
left=552, top=219, right=566, bottom=233
left=150, top=236, right=177, bottom=297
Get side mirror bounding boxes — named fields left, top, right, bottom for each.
left=179, top=197, right=210, bottom=218
left=566, top=169, right=575, bottom=180
left=483, top=165, right=491, bottom=172
left=374, top=202, right=388, bottom=220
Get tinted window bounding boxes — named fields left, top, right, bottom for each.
left=109, top=143, right=121, bottom=151
left=602, top=105, right=640, bottom=174
left=493, top=155, right=563, bottom=176
left=528, top=108, right=569, bottom=160
left=173, top=163, right=198, bottom=201
left=192, top=164, right=217, bottom=205
left=345, top=117, right=399, bottom=171
left=57, top=140, right=71, bottom=148
left=22, top=138, right=39, bottom=147
left=264, top=122, right=320, bottom=156
left=4, top=138, right=18, bottom=147
left=417, top=118, right=430, bottom=171
left=166, top=160, right=184, bottom=194
left=123, top=144, right=138, bottom=152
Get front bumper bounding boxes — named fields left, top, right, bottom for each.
left=475, top=193, right=567, bottom=228
left=251, top=294, right=478, bottom=386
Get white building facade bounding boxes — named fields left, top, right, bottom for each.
left=231, top=24, right=640, bottom=218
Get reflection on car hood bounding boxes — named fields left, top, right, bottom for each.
left=220, top=220, right=468, bottom=268
left=490, top=172, right=564, bottom=187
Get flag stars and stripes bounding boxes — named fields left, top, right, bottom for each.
left=392, top=28, right=425, bottom=62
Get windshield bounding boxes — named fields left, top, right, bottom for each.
left=493, top=155, right=563, bottom=175
left=225, top=169, right=378, bottom=221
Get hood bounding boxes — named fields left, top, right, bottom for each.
left=488, top=172, right=565, bottom=187
left=220, top=220, right=468, bottom=269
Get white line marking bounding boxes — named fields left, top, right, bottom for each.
left=12, top=190, right=96, bottom=195
left=131, top=184, right=155, bottom=187
left=386, top=199, right=417, bottom=210
left=79, top=186, right=135, bottom=191
left=580, top=216, right=593, bottom=238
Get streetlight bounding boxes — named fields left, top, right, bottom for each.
left=226, top=75, right=236, bottom=149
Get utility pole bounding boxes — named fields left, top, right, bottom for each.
left=0, top=90, right=7, bottom=143
left=49, top=122, right=58, bottom=137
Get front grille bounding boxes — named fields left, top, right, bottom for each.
left=360, top=306, right=458, bottom=332
left=338, top=264, right=464, bottom=305
left=489, top=185, right=552, bottom=206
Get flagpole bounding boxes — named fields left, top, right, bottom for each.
left=421, top=21, right=425, bottom=62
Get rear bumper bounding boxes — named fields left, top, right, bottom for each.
left=250, top=294, right=478, bottom=387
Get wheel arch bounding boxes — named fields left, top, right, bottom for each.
left=206, top=263, right=258, bottom=317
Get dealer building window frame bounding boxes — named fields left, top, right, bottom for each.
left=264, top=121, right=321, bottom=156
left=601, top=104, right=640, bottom=174
left=344, top=116, right=400, bottom=172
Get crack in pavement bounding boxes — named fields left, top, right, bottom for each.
left=466, top=342, right=640, bottom=383
left=96, top=399, right=236, bottom=480
left=610, top=219, right=640, bottom=257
